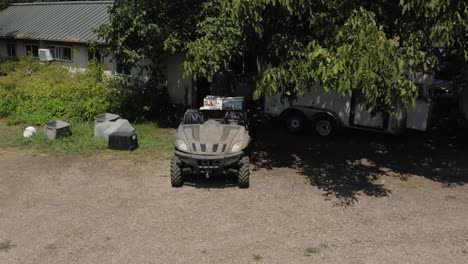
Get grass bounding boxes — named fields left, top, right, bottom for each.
left=462, top=250, right=468, bottom=254
left=305, top=243, right=336, bottom=256
left=445, top=195, right=458, bottom=200
left=0, top=240, right=16, bottom=252
left=253, top=254, right=263, bottom=261
left=44, top=243, right=56, bottom=250
left=0, top=120, right=174, bottom=161
left=306, top=247, right=319, bottom=254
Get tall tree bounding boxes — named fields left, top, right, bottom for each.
left=96, top=0, right=209, bottom=68
left=97, top=0, right=468, bottom=113
left=184, top=0, right=467, bottom=113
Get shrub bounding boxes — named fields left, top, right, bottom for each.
left=108, top=77, right=180, bottom=123
left=0, top=59, right=114, bottom=124
left=0, top=58, right=180, bottom=124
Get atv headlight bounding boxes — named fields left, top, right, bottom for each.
left=230, top=141, right=244, bottom=153
left=175, top=140, right=188, bottom=152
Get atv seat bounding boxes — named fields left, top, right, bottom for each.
left=183, top=109, right=204, bottom=124
left=225, top=111, right=245, bottom=125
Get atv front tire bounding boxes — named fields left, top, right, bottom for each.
left=238, top=156, right=250, bottom=188
left=170, top=156, right=183, bottom=187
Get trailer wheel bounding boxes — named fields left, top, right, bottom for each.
left=170, top=156, right=183, bottom=188
left=314, top=116, right=336, bottom=137
left=285, top=114, right=305, bottom=133
left=237, top=156, right=250, bottom=189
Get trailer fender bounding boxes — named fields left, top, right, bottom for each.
left=311, top=111, right=343, bottom=129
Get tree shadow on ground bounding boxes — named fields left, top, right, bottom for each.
left=250, top=115, right=468, bottom=208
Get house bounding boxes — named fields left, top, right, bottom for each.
left=0, top=1, right=195, bottom=106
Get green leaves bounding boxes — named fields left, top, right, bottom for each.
left=96, top=0, right=467, bottom=114
left=0, top=59, right=115, bottom=124
left=184, top=7, right=246, bottom=81
left=96, top=0, right=211, bottom=72
left=190, top=1, right=466, bottom=113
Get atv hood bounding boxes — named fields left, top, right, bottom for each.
left=174, top=120, right=250, bottom=155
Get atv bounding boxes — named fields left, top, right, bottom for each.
left=171, top=101, right=251, bottom=188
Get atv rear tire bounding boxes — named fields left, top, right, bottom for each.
left=170, top=156, right=183, bottom=188
left=238, top=156, right=250, bottom=189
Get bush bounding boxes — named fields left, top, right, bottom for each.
left=108, top=77, right=180, bottom=123
left=0, top=59, right=114, bottom=124
left=0, top=58, right=181, bottom=125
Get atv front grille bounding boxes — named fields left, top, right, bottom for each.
left=197, top=160, right=220, bottom=169
left=195, top=143, right=227, bottom=153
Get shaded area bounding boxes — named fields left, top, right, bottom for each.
left=250, top=114, right=468, bottom=207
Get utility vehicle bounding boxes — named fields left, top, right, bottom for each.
left=171, top=97, right=251, bottom=188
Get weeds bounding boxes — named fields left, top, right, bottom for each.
left=305, top=243, right=337, bottom=256
left=306, top=247, right=319, bottom=254
left=445, top=195, right=458, bottom=200
left=44, top=243, right=56, bottom=250
left=0, top=240, right=16, bottom=252
left=253, top=254, right=263, bottom=261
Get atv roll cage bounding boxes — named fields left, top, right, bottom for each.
left=182, top=109, right=248, bottom=127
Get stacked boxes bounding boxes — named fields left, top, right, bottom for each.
left=222, top=97, right=244, bottom=110
left=202, top=96, right=244, bottom=111
left=203, top=96, right=224, bottom=110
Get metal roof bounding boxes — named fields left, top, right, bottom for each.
left=0, top=1, right=114, bottom=43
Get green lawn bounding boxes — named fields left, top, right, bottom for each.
left=0, top=120, right=174, bottom=161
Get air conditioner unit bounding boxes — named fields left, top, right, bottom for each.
left=38, top=49, right=54, bottom=61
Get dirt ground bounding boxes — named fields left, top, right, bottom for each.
left=1, top=120, right=468, bottom=264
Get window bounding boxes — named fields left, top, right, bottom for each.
left=7, top=43, right=16, bottom=57
left=46, top=46, right=56, bottom=58
left=116, top=62, right=132, bottom=76
left=25, top=44, right=39, bottom=57
left=55, top=47, right=72, bottom=61
left=88, top=49, right=102, bottom=62
left=45, top=46, right=72, bottom=61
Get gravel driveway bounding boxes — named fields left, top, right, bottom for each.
left=1, top=122, right=468, bottom=264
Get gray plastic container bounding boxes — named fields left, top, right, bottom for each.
left=94, top=121, right=115, bottom=140
left=94, top=119, right=135, bottom=141
left=93, top=113, right=120, bottom=124
left=43, top=120, right=71, bottom=140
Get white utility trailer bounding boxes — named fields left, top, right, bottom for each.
left=264, top=75, right=434, bottom=136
